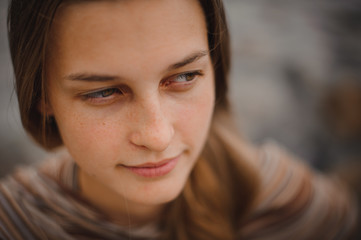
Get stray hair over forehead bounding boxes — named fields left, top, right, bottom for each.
left=8, top=0, right=230, bottom=149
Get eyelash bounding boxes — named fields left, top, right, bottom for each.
left=82, top=71, right=202, bottom=103
left=162, top=71, right=202, bottom=87
left=84, top=88, right=122, bottom=98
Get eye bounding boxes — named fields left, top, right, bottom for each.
left=84, top=88, right=121, bottom=99
left=162, top=71, right=203, bottom=88
left=81, top=87, right=127, bottom=106
left=174, top=72, right=200, bottom=82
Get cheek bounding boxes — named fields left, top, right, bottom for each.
left=178, top=97, right=213, bottom=129
left=54, top=108, right=126, bottom=167
left=175, top=80, right=215, bottom=149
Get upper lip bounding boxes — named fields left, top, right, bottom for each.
left=121, top=155, right=180, bottom=168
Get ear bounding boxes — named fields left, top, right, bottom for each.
left=37, top=99, right=54, bottom=116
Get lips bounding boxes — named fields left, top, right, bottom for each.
left=120, top=155, right=180, bottom=178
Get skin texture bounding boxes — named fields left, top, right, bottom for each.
left=46, top=0, right=215, bottom=224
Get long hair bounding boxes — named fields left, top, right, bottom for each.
left=8, top=0, right=259, bottom=239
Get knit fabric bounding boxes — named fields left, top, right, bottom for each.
left=0, top=143, right=357, bottom=239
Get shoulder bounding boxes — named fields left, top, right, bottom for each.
left=240, top=141, right=358, bottom=240
left=0, top=167, right=47, bottom=239
left=0, top=152, right=75, bottom=239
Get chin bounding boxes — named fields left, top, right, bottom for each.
left=128, top=177, right=187, bottom=207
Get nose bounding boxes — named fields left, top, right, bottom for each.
left=128, top=98, right=174, bottom=152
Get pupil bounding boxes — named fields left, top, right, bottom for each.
left=186, top=74, right=194, bottom=81
left=102, top=89, right=114, bottom=97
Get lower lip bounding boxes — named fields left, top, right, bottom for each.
left=125, top=157, right=179, bottom=178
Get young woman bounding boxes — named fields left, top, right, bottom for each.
left=1, top=0, right=357, bottom=239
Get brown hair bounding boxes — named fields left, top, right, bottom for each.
left=8, top=0, right=259, bottom=239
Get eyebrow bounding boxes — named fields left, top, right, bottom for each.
left=65, top=50, right=209, bottom=82
left=66, top=74, right=119, bottom=82
left=167, top=50, right=209, bottom=71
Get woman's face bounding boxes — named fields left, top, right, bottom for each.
left=46, top=0, right=214, bottom=216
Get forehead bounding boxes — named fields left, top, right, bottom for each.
left=48, top=0, right=208, bottom=76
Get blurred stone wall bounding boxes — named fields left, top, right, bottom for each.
left=225, top=0, right=361, bottom=170
left=1, top=0, right=360, bottom=177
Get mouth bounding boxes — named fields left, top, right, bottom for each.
left=119, top=155, right=180, bottom=178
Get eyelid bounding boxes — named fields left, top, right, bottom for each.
left=86, top=88, right=118, bottom=98
left=162, top=70, right=203, bottom=87
left=82, top=87, right=116, bottom=97
left=79, top=86, right=128, bottom=106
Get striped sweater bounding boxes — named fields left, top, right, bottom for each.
left=0, top=142, right=357, bottom=239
